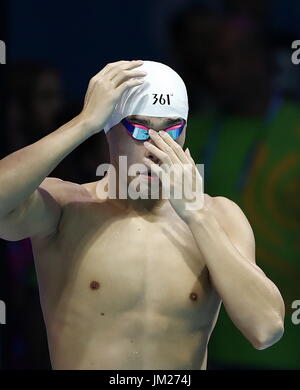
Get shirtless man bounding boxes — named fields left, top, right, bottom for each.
left=0, top=60, right=284, bottom=370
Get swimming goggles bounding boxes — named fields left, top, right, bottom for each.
left=121, top=118, right=185, bottom=141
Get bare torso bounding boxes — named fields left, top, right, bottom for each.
left=30, top=180, right=222, bottom=370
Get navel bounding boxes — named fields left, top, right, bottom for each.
left=189, top=292, right=198, bottom=302
left=90, top=281, right=100, bottom=290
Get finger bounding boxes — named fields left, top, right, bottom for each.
left=185, top=148, right=194, bottom=163
left=88, top=61, right=141, bottom=88
left=158, top=131, right=190, bottom=164
left=111, top=67, right=147, bottom=88
left=142, top=156, right=163, bottom=177
left=147, top=131, right=179, bottom=163
left=106, top=60, right=144, bottom=80
left=184, top=148, right=192, bottom=163
left=144, top=141, right=174, bottom=166
left=93, top=60, right=143, bottom=80
left=116, top=77, right=145, bottom=94
left=186, top=148, right=196, bottom=165
left=94, top=60, right=129, bottom=78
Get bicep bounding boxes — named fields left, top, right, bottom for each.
left=0, top=178, right=62, bottom=241
left=213, top=196, right=257, bottom=265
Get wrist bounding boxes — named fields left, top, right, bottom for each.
left=183, top=208, right=213, bottom=228
left=76, top=113, right=103, bottom=136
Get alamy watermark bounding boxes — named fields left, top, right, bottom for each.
left=291, top=300, right=300, bottom=325
left=291, top=40, right=300, bottom=64
left=0, top=300, right=6, bottom=324
left=0, top=40, right=6, bottom=64
left=95, top=157, right=205, bottom=211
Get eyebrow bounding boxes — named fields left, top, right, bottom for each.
left=128, top=116, right=184, bottom=126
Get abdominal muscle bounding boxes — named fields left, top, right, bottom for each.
left=46, top=302, right=211, bottom=370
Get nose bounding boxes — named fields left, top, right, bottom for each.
left=145, top=150, right=160, bottom=164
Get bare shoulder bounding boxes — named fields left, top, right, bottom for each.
left=81, top=181, right=96, bottom=196
left=207, top=195, right=256, bottom=263
left=208, top=195, right=248, bottom=221
left=81, top=180, right=109, bottom=203
left=39, top=177, right=92, bottom=207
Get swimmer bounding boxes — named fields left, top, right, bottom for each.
left=0, top=60, right=285, bottom=370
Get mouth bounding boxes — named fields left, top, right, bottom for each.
left=140, top=170, right=158, bottom=180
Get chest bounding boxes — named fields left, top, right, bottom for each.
left=36, top=202, right=218, bottom=325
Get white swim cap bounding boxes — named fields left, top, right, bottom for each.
left=103, top=60, right=189, bottom=133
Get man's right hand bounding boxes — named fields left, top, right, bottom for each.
left=79, top=60, right=147, bottom=135
left=0, top=61, right=147, bottom=236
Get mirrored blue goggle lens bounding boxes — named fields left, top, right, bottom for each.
left=122, top=119, right=184, bottom=141
left=165, top=126, right=183, bottom=140
left=131, top=127, right=150, bottom=140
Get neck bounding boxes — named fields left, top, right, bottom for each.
left=98, top=160, right=169, bottom=215
left=109, top=195, right=168, bottom=215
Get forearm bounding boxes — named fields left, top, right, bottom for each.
left=0, top=115, right=92, bottom=217
left=187, top=212, right=284, bottom=348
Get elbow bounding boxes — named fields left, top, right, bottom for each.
left=251, top=319, right=284, bottom=350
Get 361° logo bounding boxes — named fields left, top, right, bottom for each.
left=152, top=93, right=173, bottom=105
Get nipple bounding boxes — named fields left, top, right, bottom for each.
left=189, top=292, right=198, bottom=301
left=90, top=281, right=100, bottom=290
